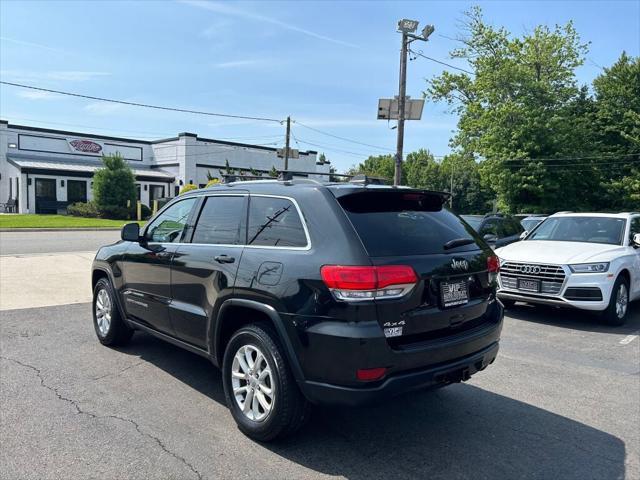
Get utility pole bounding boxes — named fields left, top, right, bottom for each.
left=450, top=163, right=454, bottom=208
left=284, top=116, right=291, bottom=171
left=394, top=34, right=409, bottom=186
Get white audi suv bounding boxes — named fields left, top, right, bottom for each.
left=495, top=212, right=640, bottom=325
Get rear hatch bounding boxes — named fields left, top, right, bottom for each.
left=334, top=188, right=497, bottom=348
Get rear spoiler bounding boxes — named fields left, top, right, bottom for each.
left=330, top=186, right=450, bottom=204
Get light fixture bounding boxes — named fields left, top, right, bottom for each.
left=397, top=18, right=419, bottom=33
left=422, top=24, right=435, bottom=40
left=8, top=143, right=17, bottom=148
left=61, top=180, right=65, bottom=187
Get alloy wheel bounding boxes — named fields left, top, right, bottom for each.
left=95, top=289, right=112, bottom=336
left=231, top=344, right=274, bottom=422
left=615, top=283, right=628, bottom=319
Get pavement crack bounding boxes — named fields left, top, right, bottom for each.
left=91, top=361, right=145, bottom=381
left=1, top=355, right=203, bottom=480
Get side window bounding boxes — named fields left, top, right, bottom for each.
left=192, top=196, right=246, bottom=245
left=480, top=220, right=498, bottom=236
left=248, top=196, right=308, bottom=248
left=145, top=197, right=197, bottom=243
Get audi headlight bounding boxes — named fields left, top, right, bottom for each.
left=568, top=262, right=609, bottom=273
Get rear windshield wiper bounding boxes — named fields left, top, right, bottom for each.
left=443, top=238, right=476, bottom=250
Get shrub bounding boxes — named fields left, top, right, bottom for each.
left=100, top=205, right=133, bottom=220
left=205, top=178, right=220, bottom=187
left=140, top=203, right=152, bottom=220
left=93, top=154, right=136, bottom=213
left=179, top=184, right=198, bottom=195
left=67, top=201, right=99, bottom=218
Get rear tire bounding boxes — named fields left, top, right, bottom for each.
left=222, top=323, right=310, bottom=442
left=92, top=278, right=134, bottom=346
left=602, top=276, right=630, bottom=326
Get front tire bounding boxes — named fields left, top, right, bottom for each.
left=92, top=278, right=133, bottom=346
left=222, top=323, right=310, bottom=441
left=602, top=276, right=630, bottom=326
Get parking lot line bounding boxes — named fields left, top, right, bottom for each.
left=619, top=333, right=639, bottom=345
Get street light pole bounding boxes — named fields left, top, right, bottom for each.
left=392, top=20, right=434, bottom=186
left=394, top=34, right=409, bottom=186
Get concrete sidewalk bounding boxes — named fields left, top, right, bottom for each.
left=0, top=252, right=94, bottom=311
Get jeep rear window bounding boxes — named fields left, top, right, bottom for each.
left=338, top=191, right=480, bottom=256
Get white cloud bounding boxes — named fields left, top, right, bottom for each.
left=84, top=102, right=125, bottom=115
left=16, top=90, right=61, bottom=100
left=0, top=36, right=70, bottom=55
left=212, top=59, right=272, bottom=69
left=1, top=69, right=111, bottom=82
left=181, top=0, right=359, bottom=48
left=47, top=71, right=111, bottom=82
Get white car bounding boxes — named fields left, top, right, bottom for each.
left=495, top=212, right=640, bottom=325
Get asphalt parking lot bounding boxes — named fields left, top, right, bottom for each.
left=1, top=235, right=639, bottom=479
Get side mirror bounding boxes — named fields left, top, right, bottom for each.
left=520, top=231, right=528, bottom=240
left=121, top=222, right=140, bottom=242
left=483, top=233, right=498, bottom=244
left=633, top=233, right=640, bottom=247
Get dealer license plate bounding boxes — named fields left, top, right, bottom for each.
left=441, top=280, right=469, bottom=308
left=518, top=278, right=540, bottom=292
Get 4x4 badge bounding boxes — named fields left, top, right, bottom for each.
left=451, top=258, right=470, bottom=271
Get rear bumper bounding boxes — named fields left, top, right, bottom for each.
left=287, top=299, right=503, bottom=406
left=301, top=342, right=499, bottom=406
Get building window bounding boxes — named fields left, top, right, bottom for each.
left=67, top=180, right=87, bottom=204
left=135, top=184, right=141, bottom=201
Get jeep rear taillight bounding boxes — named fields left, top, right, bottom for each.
left=487, top=255, right=500, bottom=282
left=320, top=265, right=418, bottom=301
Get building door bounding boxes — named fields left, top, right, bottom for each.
left=150, top=185, right=165, bottom=203
left=67, top=180, right=87, bottom=204
left=35, top=178, right=57, bottom=214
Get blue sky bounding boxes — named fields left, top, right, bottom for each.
left=1, top=0, right=639, bottom=172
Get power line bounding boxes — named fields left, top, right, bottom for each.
left=0, top=81, right=283, bottom=123
left=294, top=121, right=396, bottom=152
left=409, top=49, right=474, bottom=75
left=292, top=134, right=376, bottom=158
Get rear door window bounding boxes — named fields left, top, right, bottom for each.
left=192, top=196, right=246, bottom=245
left=248, top=196, right=308, bottom=248
left=338, top=191, right=480, bottom=256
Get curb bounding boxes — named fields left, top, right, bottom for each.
left=0, top=228, right=122, bottom=232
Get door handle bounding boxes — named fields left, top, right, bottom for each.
left=214, top=255, right=235, bottom=264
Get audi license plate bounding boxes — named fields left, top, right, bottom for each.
left=441, top=280, right=469, bottom=308
left=518, top=278, right=540, bottom=292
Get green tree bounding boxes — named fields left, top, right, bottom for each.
left=92, top=153, right=136, bottom=218
left=269, top=165, right=279, bottom=178
left=591, top=52, right=640, bottom=209
left=318, top=152, right=327, bottom=164
left=428, top=7, right=593, bottom=212
left=347, top=154, right=396, bottom=182
left=404, top=149, right=444, bottom=190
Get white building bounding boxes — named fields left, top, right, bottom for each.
left=0, top=120, right=329, bottom=214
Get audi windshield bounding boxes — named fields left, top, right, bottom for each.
left=526, top=216, right=626, bottom=245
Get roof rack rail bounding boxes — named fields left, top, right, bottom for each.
left=349, top=174, right=388, bottom=185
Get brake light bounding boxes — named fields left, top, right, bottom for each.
left=356, top=367, right=387, bottom=382
left=321, top=265, right=418, bottom=301
left=487, top=255, right=500, bottom=273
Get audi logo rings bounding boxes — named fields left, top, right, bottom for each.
left=519, top=265, right=541, bottom=274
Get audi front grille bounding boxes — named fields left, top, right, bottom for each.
left=499, top=262, right=566, bottom=295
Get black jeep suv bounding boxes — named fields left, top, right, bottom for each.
left=91, top=179, right=503, bottom=441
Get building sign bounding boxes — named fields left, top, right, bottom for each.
left=69, top=139, right=102, bottom=154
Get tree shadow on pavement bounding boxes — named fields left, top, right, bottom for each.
left=504, top=301, right=639, bottom=334
left=119, top=333, right=627, bottom=480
